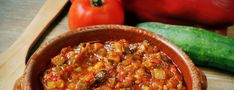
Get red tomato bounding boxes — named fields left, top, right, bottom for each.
left=68, top=0, right=124, bottom=30
left=70, top=0, right=122, bottom=4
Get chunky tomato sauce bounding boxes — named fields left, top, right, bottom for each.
left=41, top=39, right=186, bottom=90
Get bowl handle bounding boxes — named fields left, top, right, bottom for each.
left=13, top=75, right=24, bottom=90
left=197, top=68, right=207, bottom=90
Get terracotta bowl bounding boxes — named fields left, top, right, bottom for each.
left=16, top=25, right=207, bottom=90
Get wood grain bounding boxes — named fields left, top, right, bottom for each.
left=0, top=0, right=45, bottom=53
left=227, top=25, right=234, bottom=38
left=0, top=0, right=233, bottom=90
left=0, top=0, right=69, bottom=89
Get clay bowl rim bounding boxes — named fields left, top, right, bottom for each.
left=24, top=25, right=202, bottom=90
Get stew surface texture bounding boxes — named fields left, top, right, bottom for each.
left=41, top=39, right=186, bottom=90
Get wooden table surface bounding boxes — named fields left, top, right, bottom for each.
left=0, top=0, right=233, bottom=90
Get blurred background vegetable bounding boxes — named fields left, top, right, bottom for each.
left=123, top=0, right=234, bottom=34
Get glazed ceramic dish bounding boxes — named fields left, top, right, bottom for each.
left=15, top=25, right=207, bottom=90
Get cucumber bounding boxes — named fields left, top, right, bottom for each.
left=137, top=22, right=234, bottom=73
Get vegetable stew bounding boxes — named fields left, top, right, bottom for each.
left=41, top=39, right=186, bottom=90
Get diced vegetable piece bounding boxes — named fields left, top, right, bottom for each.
left=143, top=40, right=154, bottom=53
left=66, top=51, right=78, bottom=61
left=138, top=44, right=146, bottom=52
left=177, top=81, right=183, bottom=90
left=129, top=44, right=138, bottom=53
left=134, top=68, right=145, bottom=84
left=75, top=67, right=82, bottom=72
left=135, top=68, right=145, bottom=76
left=150, top=53, right=162, bottom=64
left=122, top=75, right=133, bottom=87
left=46, top=79, right=64, bottom=89
left=51, top=66, right=62, bottom=75
left=51, top=54, right=66, bottom=66
left=164, top=85, right=168, bottom=90
left=61, top=47, right=73, bottom=54
left=46, top=81, right=56, bottom=89
left=91, top=70, right=107, bottom=87
left=142, top=40, right=149, bottom=46
left=142, top=85, right=150, bottom=90
left=131, top=62, right=140, bottom=69
left=122, top=59, right=131, bottom=66
left=134, top=74, right=141, bottom=84
left=108, top=78, right=116, bottom=87
left=95, top=70, right=107, bottom=81
left=114, top=42, right=125, bottom=53
left=67, top=83, right=76, bottom=89
left=122, top=55, right=133, bottom=66
left=142, top=60, right=153, bottom=68
left=167, top=78, right=179, bottom=88
left=96, top=48, right=107, bottom=57
left=93, top=43, right=103, bottom=51
left=80, top=72, right=94, bottom=82
left=153, top=68, right=166, bottom=79
left=145, top=45, right=154, bottom=54
left=152, top=59, right=161, bottom=64
left=56, top=79, right=65, bottom=88
left=108, top=52, right=120, bottom=63
left=75, top=81, right=88, bottom=90
left=156, top=53, right=161, bottom=59
left=93, top=62, right=104, bottom=73
left=87, top=66, right=93, bottom=71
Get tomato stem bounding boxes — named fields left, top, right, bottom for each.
left=91, top=0, right=104, bottom=7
